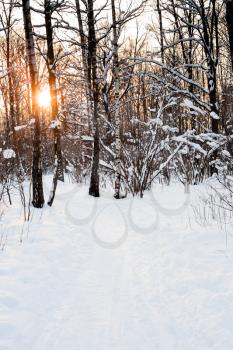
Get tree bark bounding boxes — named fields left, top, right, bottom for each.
left=156, top=0, right=164, bottom=65
left=0, top=0, right=15, bottom=139
left=200, top=0, right=219, bottom=174
left=199, top=0, right=219, bottom=134
left=226, top=0, right=233, bottom=70
left=44, top=0, right=64, bottom=207
left=75, top=0, right=93, bottom=133
left=88, top=0, right=100, bottom=197
left=111, top=0, right=122, bottom=199
left=22, top=0, right=44, bottom=208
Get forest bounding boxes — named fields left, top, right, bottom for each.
left=0, top=0, right=232, bottom=206
left=1, top=1, right=233, bottom=349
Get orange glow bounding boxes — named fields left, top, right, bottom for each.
left=38, top=88, right=51, bottom=108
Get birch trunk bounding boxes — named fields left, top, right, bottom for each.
left=111, top=0, right=122, bottom=199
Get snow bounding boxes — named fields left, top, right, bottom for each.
left=221, top=150, right=231, bottom=158
left=2, top=149, right=16, bottom=159
left=50, top=120, right=61, bottom=128
left=99, top=159, right=113, bottom=170
left=81, top=135, right=94, bottom=142
left=151, top=117, right=163, bottom=126
left=14, top=125, right=27, bottom=131
left=210, top=111, right=220, bottom=120
left=182, top=99, right=205, bottom=115
left=1, top=178, right=233, bottom=350
left=175, top=135, right=207, bottom=155
left=179, top=145, right=189, bottom=154
left=28, top=118, right=35, bottom=125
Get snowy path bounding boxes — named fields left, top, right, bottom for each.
left=1, top=181, right=233, bottom=350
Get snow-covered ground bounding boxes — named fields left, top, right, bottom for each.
left=1, top=178, right=233, bottom=350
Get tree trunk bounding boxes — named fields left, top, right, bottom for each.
left=226, top=0, right=233, bottom=70
left=156, top=0, right=164, bottom=65
left=111, top=0, right=122, bottom=199
left=88, top=0, right=100, bottom=197
left=201, top=2, right=219, bottom=134
left=6, top=27, right=15, bottom=132
left=75, top=0, right=93, bottom=133
left=0, top=0, right=15, bottom=140
left=200, top=0, right=219, bottom=174
left=44, top=0, right=64, bottom=207
left=22, top=0, right=44, bottom=208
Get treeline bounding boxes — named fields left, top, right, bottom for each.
left=0, top=0, right=233, bottom=207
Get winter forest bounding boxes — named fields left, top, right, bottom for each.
left=1, top=0, right=233, bottom=349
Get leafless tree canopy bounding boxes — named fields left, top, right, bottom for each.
left=0, top=0, right=233, bottom=205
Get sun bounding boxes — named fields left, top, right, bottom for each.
left=38, top=88, right=51, bottom=108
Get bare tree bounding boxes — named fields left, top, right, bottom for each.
left=226, top=0, right=233, bottom=70
left=44, top=0, right=64, bottom=207
left=88, top=0, right=100, bottom=197
left=0, top=0, right=17, bottom=138
left=111, top=0, right=122, bottom=198
left=22, top=0, right=44, bottom=208
left=75, top=0, right=93, bottom=133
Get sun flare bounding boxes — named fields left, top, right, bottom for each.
left=38, top=89, right=51, bottom=108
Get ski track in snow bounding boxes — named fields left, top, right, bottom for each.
left=1, top=180, right=233, bottom=350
